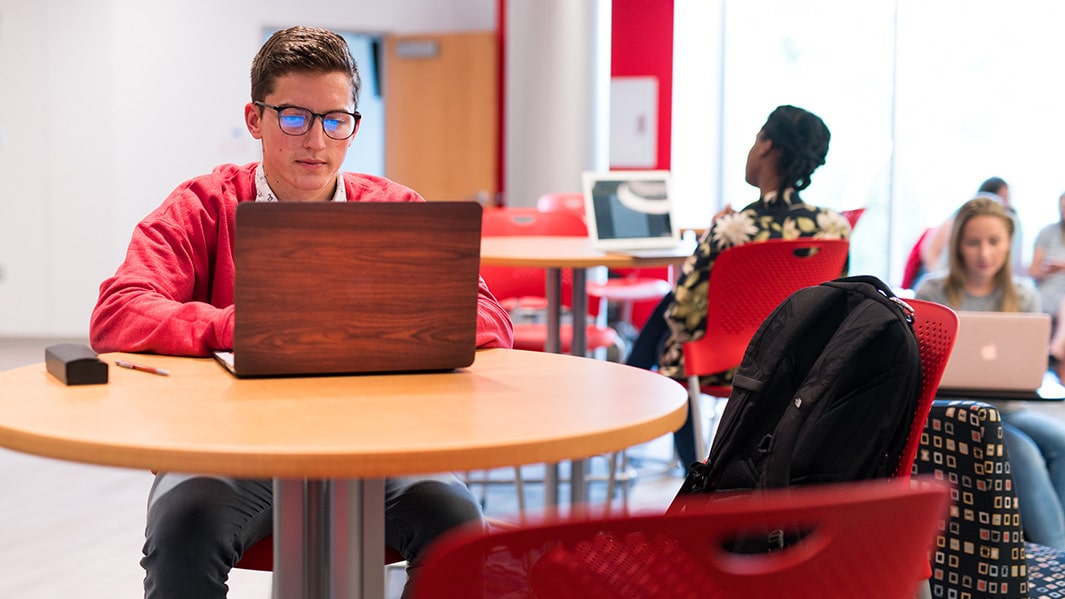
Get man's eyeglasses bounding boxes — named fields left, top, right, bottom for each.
left=254, top=101, right=361, bottom=140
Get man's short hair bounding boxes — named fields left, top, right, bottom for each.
left=250, top=26, right=361, bottom=109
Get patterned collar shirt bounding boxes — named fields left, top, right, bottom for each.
left=656, top=188, right=851, bottom=384
left=253, top=162, right=347, bottom=203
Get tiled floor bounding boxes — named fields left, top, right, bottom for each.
left=0, top=337, right=686, bottom=599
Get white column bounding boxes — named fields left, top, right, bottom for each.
left=504, top=0, right=610, bottom=207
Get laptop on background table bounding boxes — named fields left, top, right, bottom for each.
left=581, top=170, right=695, bottom=258
left=215, top=201, right=483, bottom=378
left=937, top=311, right=1059, bottom=400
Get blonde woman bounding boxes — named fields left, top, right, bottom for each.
left=917, top=196, right=1065, bottom=549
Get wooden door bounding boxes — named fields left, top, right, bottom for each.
left=384, top=32, right=498, bottom=202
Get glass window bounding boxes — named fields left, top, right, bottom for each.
left=673, top=1, right=1065, bottom=286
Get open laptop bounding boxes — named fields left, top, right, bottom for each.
left=937, top=311, right=1053, bottom=399
left=214, top=201, right=483, bottom=377
left=581, top=170, right=695, bottom=258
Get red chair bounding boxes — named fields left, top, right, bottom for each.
left=894, top=299, right=958, bottom=478
left=682, top=239, right=851, bottom=459
left=840, top=207, right=866, bottom=230
left=536, top=191, right=586, bottom=216
left=480, top=207, right=619, bottom=355
left=901, top=227, right=935, bottom=289
left=409, top=478, right=949, bottom=599
left=235, top=536, right=404, bottom=571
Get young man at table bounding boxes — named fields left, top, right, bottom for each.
left=625, top=105, right=851, bottom=471
left=89, top=26, right=513, bottom=599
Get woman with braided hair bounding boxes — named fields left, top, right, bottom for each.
left=625, top=105, right=851, bottom=471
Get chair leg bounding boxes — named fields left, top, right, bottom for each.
left=605, top=451, right=620, bottom=515
left=687, top=376, right=708, bottom=462
left=512, top=465, right=526, bottom=521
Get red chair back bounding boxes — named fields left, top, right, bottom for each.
left=894, top=299, right=958, bottom=477
left=480, top=207, right=590, bottom=310
left=479, top=207, right=617, bottom=352
left=840, top=207, right=866, bottom=229
left=682, top=239, right=850, bottom=380
left=536, top=192, right=586, bottom=217
left=901, top=227, right=934, bottom=289
left=410, top=478, right=949, bottom=599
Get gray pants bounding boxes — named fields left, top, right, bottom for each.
left=140, top=472, right=483, bottom=598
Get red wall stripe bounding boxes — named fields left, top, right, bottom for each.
left=610, top=0, right=674, bottom=170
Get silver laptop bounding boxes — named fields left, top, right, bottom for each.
left=938, top=311, right=1051, bottom=394
left=581, top=170, right=694, bottom=257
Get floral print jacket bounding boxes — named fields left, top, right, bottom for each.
left=656, top=188, right=851, bottom=384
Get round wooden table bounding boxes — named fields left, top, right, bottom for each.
left=480, top=236, right=688, bottom=356
left=0, top=348, right=686, bottom=598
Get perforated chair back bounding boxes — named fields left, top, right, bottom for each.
left=681, top=238, right=849, bottom=459
left=410, top=478, right=949, bottom=599
left=894, top=299, right=958, bottom=478
left=683, top=238, right=850, bottom=380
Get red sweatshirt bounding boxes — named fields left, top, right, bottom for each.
left=91, top=162, right=513, bottom=356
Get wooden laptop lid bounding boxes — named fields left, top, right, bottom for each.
left=229, top=201, right=482, bottom=377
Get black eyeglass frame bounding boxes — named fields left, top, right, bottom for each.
left=253, top=101, right=362, bottom=140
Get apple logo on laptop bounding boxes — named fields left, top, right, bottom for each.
left=980, top=342, right=998, bottom=362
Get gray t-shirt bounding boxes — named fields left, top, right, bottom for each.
left=914, top=274, right=1041, bottom=313
left=1033, top=223, right=1065, bottom=317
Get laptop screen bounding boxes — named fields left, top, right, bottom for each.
left=582, top=170, right=679, bottom=250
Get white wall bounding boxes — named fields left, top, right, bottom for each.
left=0, top=0, right=496, bottom=337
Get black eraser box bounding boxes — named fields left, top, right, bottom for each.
left=45, top=343, right=109, bottom=385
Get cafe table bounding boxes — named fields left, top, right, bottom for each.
left=480, top=235, right=689, bottom=504
left=0, top=347, right=686, bottom=599
left=480, top=235, right=688, bottom=357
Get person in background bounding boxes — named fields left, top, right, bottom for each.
left=1030, top=191, right=1065, bottom=380
left=916, top=196, right=1065, bottom=549
left=919, top=176, right=1024, bottom=281
left=90, top=26, right=513, bottom=598
left=625, top=105, right=851, bottom=472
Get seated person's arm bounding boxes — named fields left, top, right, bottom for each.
left=474, top=277, right=514, bottom=349
left=90, top=200, right=233, bottom=357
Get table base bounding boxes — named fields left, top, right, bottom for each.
left=274, top=478, right=386, bottom=599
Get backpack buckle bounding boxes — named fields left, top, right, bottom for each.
left=889, top=296, right=915, bottom=323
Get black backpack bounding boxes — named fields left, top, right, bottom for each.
left=674, top=275, right=923, bottom=500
